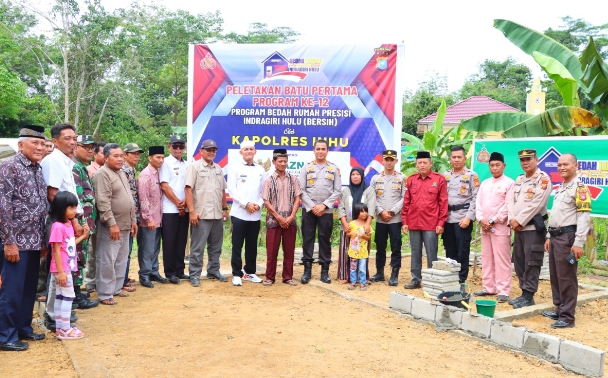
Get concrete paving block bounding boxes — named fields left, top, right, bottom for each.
left=460, top=312, right=493, bottom=338
left=389, top=292, right=414, bottom=314
left=559, top=340, right=605, bottom=377
left=435, top=304, right=464, bottom=328
left=411, top=298, right=437, bottom=322
left=522, top=331, right=561, bottom=363
left=421, top=275, right=460, bottom=284
left=490, top=320, right=525, bottom=349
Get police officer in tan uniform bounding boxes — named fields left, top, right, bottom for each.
left=298, top=139, right=342, bottom=284
left=507, top=149, right=552, bottom=309
left=369, top=150, right=406, bottom=286
left=185, top=139, right=229, bottom=287
left=542, top=153, right=591, bottom=328
left=443, top=146, right=479, bottom=284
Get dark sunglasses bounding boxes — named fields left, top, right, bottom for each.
left=78, top=144, right=95, bottom=151
left=171, top=144, right=185, bottom=150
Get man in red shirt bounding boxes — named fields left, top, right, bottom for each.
left=401, top=151, right=448, bottom=289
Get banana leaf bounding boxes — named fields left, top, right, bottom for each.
left=431, top=99, right=447, bottom=138
left=533, top=52, right=580, bottom=107
left=423, top=132, right=437, bottom=152
left=494, top=19, right=583, bottom=81
left=461, top=111, right=533, bottom=132
left=401, top=132, right=424, bottom=149
left=580, top=37, right=608, bottom=105
left=503, top=106, right=601, bottom=138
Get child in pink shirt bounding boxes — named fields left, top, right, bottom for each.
left=49, top=191, right=89, bottom=340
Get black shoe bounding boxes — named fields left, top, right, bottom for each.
left=190, top=277, right=200, bottom=287
left=542, top=311, right=559, bottom=320
left=177, top=274, right=190, bottom=280
left=150, top=274, right=169, bottom=284
left=0, top=341, right=29, bottom=351
left=370, top=272, right=385, bottom=282
left=19, top=333, right=45, bottom=341
left=551, top=320, right=575, bottom=328
left=70, top=311, right=78, bottom=323
left=508, top=295, right=525, bottom=305
left=404, top=281, right=421, bottom=289
left=72, top=297, right=99, bottom=310
left=168, top=276, right=180, bottom=284
left=140, top=277, right=154, bottom=288
left=388, top=267, right=399, bottom=287
left=512, top=295, right=535, bottom=309
left=320, top=262, right=331, bottom=284
left=474, top=290, right=497, bottom=296
left=207, top=272, right=227, bottom=282
left=301, top=261, right=312, bottom=284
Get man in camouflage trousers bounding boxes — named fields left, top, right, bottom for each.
left=72, top=135, right=98, bottom=299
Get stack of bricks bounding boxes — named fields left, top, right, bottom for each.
left=421, top=260, right=461, bottom=298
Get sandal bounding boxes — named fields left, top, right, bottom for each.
left=116, top=291, right=129, bottom=297
left=347, top=284, right=356, bottom=290
left=339, top=279, right=348, bottom=284
left=360, top=284, right=368, bottom=291
left=56, top=327, right=85, bottom=340
left=283, top=279, right=297, bottom=286
left=100, top=298, right=117, bottom=305
left=262, top=279, right=274, bottom=286
left=122, top=285, right=136, bottom=292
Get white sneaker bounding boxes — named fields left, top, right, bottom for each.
left=242, top=273, right=262, bottom=283
left=232, top=276, right=242, bottom=286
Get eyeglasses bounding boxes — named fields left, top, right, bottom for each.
left=78, top=144, right=95, bottom=151
left=201, top=148, right=218, bottom=153
left=171, top=144, right=185, bottom=150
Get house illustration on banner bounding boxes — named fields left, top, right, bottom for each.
left=260, top=51, right=307, bottom=83
left=538, top=146, right=603, bottom=200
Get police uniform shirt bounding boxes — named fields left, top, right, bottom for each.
left=184, top=159, right=227, bottom=220
left=547, top=176, right=591, bottom=248
left=444, top=168, right=479, bottom=223
left=507, top=168, right=552, bottom=231
left=298, top=160, right=342, bottom=214
left=370, top=171, right=406, bottom=224
left=226, top=159, right=266, bottom=221
left=159, top=154, right=189, bottom=214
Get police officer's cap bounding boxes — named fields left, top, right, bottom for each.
left=382, top=150, right=397, bottom=159
left=518, top=149, right=536, bottom=158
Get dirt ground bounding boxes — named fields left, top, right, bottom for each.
left=515, top=298, right=608, bottom=372
left=1, top=255, right=588, bottom=378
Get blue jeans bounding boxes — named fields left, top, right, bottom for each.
left=349, top=258, right=367, bottom=285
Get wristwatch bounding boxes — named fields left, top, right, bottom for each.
left=222, top=207, right=228, bottom=211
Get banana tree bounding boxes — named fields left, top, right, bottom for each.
left=401, top=99, right=473, bottom=175
left=462, top=20, right=607, bottom=137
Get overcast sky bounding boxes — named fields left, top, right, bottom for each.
left=67, top=0, right=608, bottom=93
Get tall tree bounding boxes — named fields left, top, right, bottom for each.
left=224, top=22, right=299, bottom=44
left=402, top=73, right=456, bottom=136
left=544, top=16, right=608, bottom=59
left=459, top=58, right=532, bottom=111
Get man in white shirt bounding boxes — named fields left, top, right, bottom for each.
left=227, top=141, right=266, bottom=286
left=41, top=123, right=97, bottom=331
left=160, top=134, right=190, bottom=284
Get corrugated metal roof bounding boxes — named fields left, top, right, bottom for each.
left=418, top=96, right=520, bottom=124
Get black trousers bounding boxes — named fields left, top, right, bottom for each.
left=549, top=232, right=578, bottom=323
left=231, top=217, right=261, bottom=276
left=442, top=222, right=473, bottom=282
left=161, top=213, right=189, bottom=277
left=301, top=210, right=333, bottom=264
left=374, top=222, right=403, bottom=270
left=0, top=247, right=40, bottom=343
left=513, top=230, right=545, bottom=294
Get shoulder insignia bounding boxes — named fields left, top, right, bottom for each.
left=337, top=167, right=341, bottom=176
left=576, top=186, right=592, bottom=212
left=473, top=175, right=480, bottom=187
left=540, top=177, right=550, bottom=190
